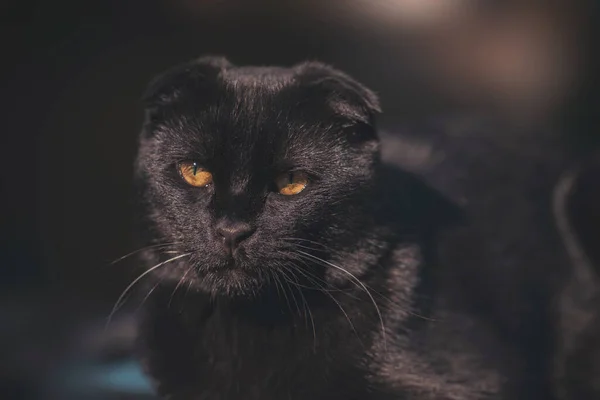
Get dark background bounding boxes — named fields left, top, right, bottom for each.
left=0, top=0, right=597, bottom=398
left=0, top=0, right=447, bottom=304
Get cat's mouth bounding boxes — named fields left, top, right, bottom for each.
left=198, top=260, right=265, bottom=297
left=184, top=247, right=269, bottom=296
left=198, top=248, right=251, bottom=274
left=223, top=258, right=238, bottom=270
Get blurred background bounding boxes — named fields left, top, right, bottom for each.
left=0, top=0, right=598, bottom=399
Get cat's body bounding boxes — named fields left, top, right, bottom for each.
left=138, top=242, right=516, bottom=400
left=134, top=57, right=548, bottom=399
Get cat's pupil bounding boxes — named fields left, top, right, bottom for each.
left=193, top=163, right=198, bottom=175
left=287, top=173, right=293, bottom=185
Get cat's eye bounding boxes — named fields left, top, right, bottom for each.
left=178, top=162, right=213, bottom=187
left=275, top=171, right=309, bottom=196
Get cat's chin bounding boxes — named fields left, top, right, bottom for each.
left=195, top=267, right=268, bottom=298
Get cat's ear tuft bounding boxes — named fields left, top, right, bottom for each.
left=142, top=55, right=233, bottom=109
left=293, top=62, right=381, bottom=126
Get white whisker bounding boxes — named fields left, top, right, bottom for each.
left=281, top=264, right=317, bottom=351
left=105, top=252, right=192, bottom=331
left=281, top=237, right=334, bottom=253
left=107, top=242, right=179, bottom=266
left=169, top=265, right=194, bottom=308
left=272, top=263, right=294, bottom=313
left=296, top=250, right=387, bottom=350
left=289, top=263, right=363, bottom=347
left=136, top=281, right=161, bottom=312
left=279, top=267, right=303, bottom=315
left=290, top=244, right=433, bottom=322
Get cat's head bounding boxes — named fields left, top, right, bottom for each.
left=135, top=56, right=382, bottom=297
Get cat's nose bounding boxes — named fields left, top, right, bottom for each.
left=215, top=220, right=255, bottom=252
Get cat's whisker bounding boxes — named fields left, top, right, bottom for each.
left=286, top=262, right=363, bottom=347
left=284, top=245, right=428, bottom=323
left=287, top=243, right=329, bottom=254
left=281, top=238, right=334, bottom=253
left=278, top=267, right=303, bottom=316
left=291, top=247, right=433, bottom=323
left=289, top=266, right=317, bottom=352
left=185, top=278, right=195, bottom=299
left=276, top=254, right=357, bottom=341
left=286, top=251, right=363, bottom=299
left=280, top=264, right=315, bottom=331
left=105, top=252, right=192, bottom=331
left=107, top=242, right=180, bottom=267
left=169, top=265, right=194, bottom=308
left=301, top=293, right=316, bottom=352
left=268, top=269, right=285, bottom=313
left=295, top=250, right=387, bottom=350
left=272, top=263, right=294, bottom=314
left=360, top=285, right=435, bottom=322
left=280, top=266, right=307, bottom=327
left=275, top=274, right=290, bottom=313
left=136, top=281, right=161, bottom=313
left=290, top=245, right=433, bottom=322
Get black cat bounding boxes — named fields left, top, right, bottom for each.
left=134, top=57, right=538, bottom=399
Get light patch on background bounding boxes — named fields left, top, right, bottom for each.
left=366, top=0, right=468, bottom=27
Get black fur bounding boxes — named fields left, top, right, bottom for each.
left=135, top=57, right=541, bottom=399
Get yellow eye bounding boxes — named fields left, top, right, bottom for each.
left=276, top=171, right=309, bottom=196
left=178, top=162, right=213, bottom=187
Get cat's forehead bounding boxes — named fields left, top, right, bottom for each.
left=199, top=85, right=324, bottom=160
left=186, top=74, right=324, bottom=145
left=143, top=58, right=380, bottom=165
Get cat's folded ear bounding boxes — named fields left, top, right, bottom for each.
left=142, top=55, right=232, bottom=109
left=293, top=62, right=381, bottom=127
